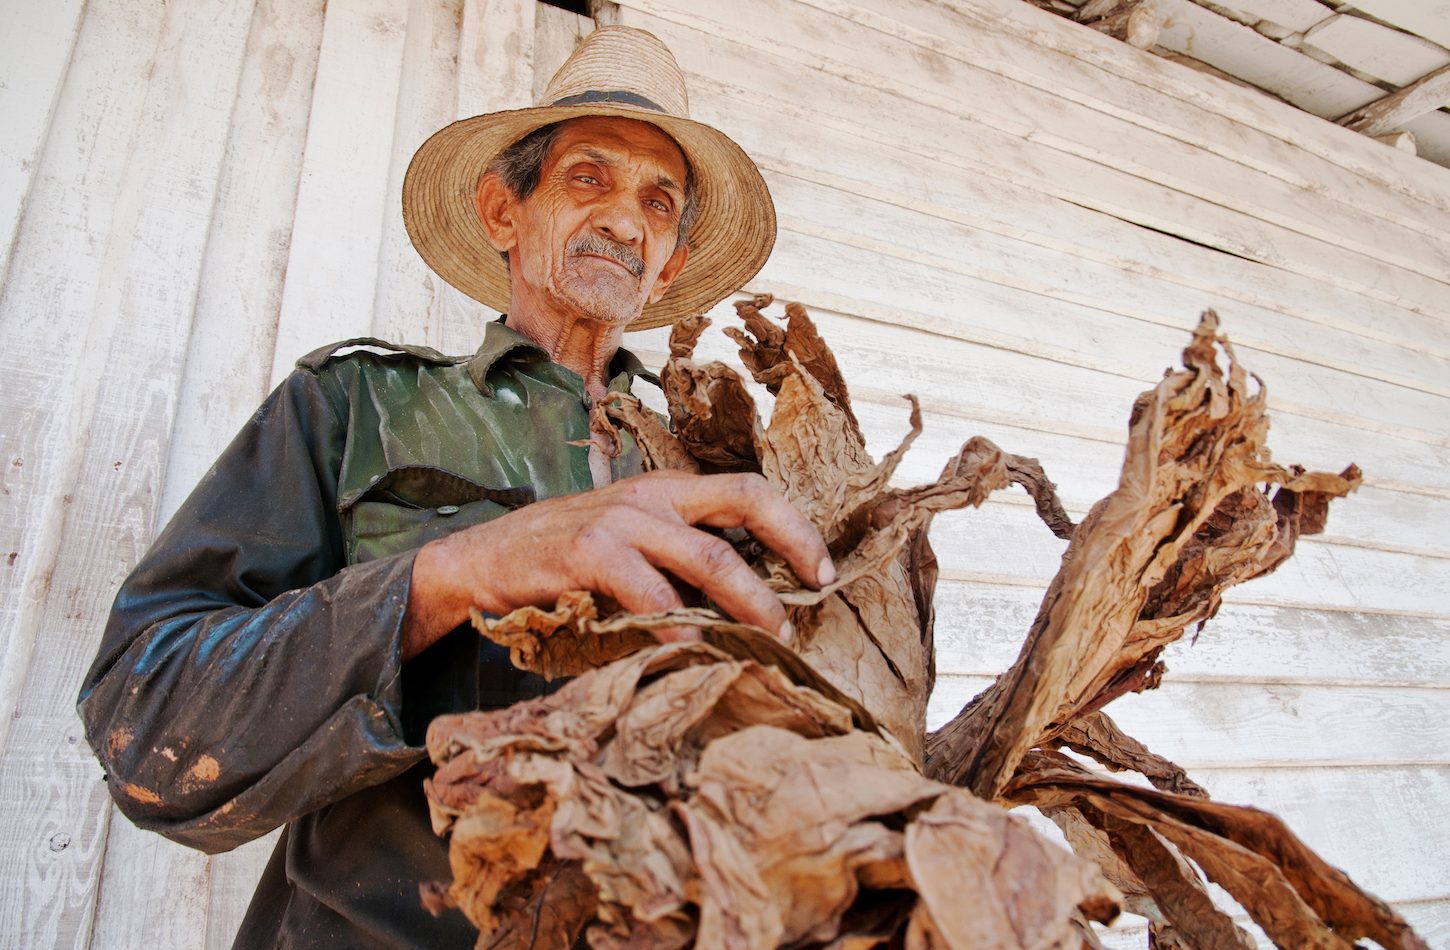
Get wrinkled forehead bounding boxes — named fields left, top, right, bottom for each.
left=545, top=115, right=691, bottom=188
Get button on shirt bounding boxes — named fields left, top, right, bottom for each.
left=77, top=321, right=657, bottom=947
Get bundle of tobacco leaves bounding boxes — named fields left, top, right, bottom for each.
left=422, top=297, right=1426, bottom=948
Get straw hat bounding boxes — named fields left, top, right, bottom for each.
left=403, top=26, right=776, bottom=331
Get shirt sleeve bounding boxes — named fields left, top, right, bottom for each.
left=77, top=368, right=428, bottom=854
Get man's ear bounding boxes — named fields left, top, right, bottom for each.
left=646, top=240, right=690, bottom=305
left=475, top=172, right=517, bottom=254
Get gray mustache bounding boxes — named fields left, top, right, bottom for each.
left=568, top=234, right=645, bottom=278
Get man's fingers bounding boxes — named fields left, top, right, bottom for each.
left=592, top=550, right=699, bottom=643
left=601, top=549, right=688, bottom=616
left=631, top=520, right=791, bottom=641
left=665, top=472, right=834, bottom=590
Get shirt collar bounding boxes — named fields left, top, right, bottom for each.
left=465, top=318, right=661, bottom=396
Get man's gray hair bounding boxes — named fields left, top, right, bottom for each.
left=488, top=121, right=700, bottom=252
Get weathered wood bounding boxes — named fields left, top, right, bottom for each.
left=1301, top=14, right=1450, bottom=89
left=1079, top=1, right=1161, bottom=50
left=533, top=2, right=589, bottom=101
left=918, top=496, right=1450, bottom=616
left=928, top=675, right=1450, bottom=767
left=455, top=0, right=534, bottom=120
left=753, top=169, right=1450, bottom=437
left=618, top=1, right=1450, bottom=317
left=1342, top=0, right=1450, bottom=51
left=437, top=0, right=534, bottom=355
left=1374, top=130, right=1420, bottom=154
left=693, top=87, right=1450, bottom=367
left=0, top=0, right=167, bottom=765
left=266, top=0, right=410, bottom=387
left=852, top=0, right=1450, bottom=243
left=1339, top=64, right=1450, bottom=137
left=204, top=832, right=280, bottom=950
left=634, top=298, right=1450, bottom=506
left=932, top=580, right=1450, bottom=686
left=157, top=0, right=327, bottom=525
left=0, top=0, right=256, bottom=944
left=928, top=0, right=1450, bottom=216
left=91, top=817, right=210, bottom=949
left=1149, top=0, right=1379, bottom=117
left=1176, top=0, right=1329, bottom=33
left=0, top=0, right=87, bottom=293
left=370, top=0, right=468, bottom=350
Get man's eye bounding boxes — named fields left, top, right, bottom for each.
left=574, top=174, right=599, bottom=185
left=647, top=198, right=671, bottom=213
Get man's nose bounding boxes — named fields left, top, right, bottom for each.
left=590, top=189, right=643, bottom=245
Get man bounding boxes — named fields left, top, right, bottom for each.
left=78, top=27, right=831, bottom=947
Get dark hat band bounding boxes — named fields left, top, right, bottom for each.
left=550, top=90, right=666, bottom=112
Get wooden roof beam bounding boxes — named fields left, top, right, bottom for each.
left=1074, top=0, right=1163, bottom=50
left=1338, top=63, right=1450, bottom=137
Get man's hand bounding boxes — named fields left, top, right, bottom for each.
left=402, top=471, right=834, bottom=659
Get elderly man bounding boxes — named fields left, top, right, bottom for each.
left=79, top=27, right=829, bottom=948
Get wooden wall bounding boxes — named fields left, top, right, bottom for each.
left=0, top=0, right=1445, bottom=945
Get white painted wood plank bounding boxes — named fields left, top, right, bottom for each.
left=932, top=579, right=1450, bottom=686
left=267, top=0, right=410, bottom=387
left=455, top=0, right=535, bottom=119
left=0, top=0, right=168, bottom=755
left=919, top=493, right=1450, bottom=615
left=204, top=831, right=280, bottom=950
left=1302, top=14, right=1450, bottom=88
left=1097, top=899, right=1450, bottom=949
left=0, top=0, right=257, bottom=942
left=1183, top=766, right=1450, bottom=903
left=370, top=0, right=468, bottom=351
left=533, top=2, right=588, bottom=102
left=927, top=676, right=1450, bottom=767
left=436, top=0, right=535, bottom=356
left=809, top=0, right=1450, bottom=257
left=756, top=170, right=1450, bottom=444
left=1155, top=0, right=1384, bottom=115
left=692, top=82, right=1450, bottom=368
left=158, top=0, right=327, bottom=526
left=1344, top=0, right=1450, bottom=51
left=770, top=304, right=1450, bottom=499
left=91, top=811, right=210, bottom=950
left=1341, top=64, right=1450, bottom=136
left=0, top=756, right=115, bottom=948
left=1200, top=0, right=1332, bottom=32
left=639, top=322, right=1450, bottom=561
left=629, top=0, right=1450, bottom=307
left=928, top=0, right=1450, bottom=217
left=619, top=7, right=1450, bottom=323
left=0, top=0, right=87, bottom=293
left=1398, top=108, right=1450, bottom=166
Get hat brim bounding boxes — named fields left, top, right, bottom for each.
left=402, top=102, right=776, bottom=332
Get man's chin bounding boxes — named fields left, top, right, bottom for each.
left=555, top=280, right=646, bottom=327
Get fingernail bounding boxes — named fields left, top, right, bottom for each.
left=817, top=557, right=836, bottom=587
left=778, top=620, right=794, bottom=642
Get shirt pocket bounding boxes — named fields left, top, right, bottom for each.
left=340, top=465, right=535, bottom=565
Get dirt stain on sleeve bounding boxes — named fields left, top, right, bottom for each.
left=119, top=782, right=162, bottom=806
left=187, top=754, right=221, bottom=784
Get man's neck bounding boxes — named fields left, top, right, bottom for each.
left=505, top=306, right=624, bottom=401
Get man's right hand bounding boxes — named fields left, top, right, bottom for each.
left=401, top=470, right=834, bottom=659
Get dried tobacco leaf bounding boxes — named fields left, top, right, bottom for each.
left=426, top=644, right=1119, bottom=947
left=925, top=313, right=1362, bottom=799
left=1008, top=752, right=1429, bottom=950
left=424, top=301, right=1421, bottom=948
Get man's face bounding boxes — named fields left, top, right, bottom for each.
left=481, top=116, right=692, bottom=329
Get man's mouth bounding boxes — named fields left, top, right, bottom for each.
left=567, top=235, right=645, bottom=278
